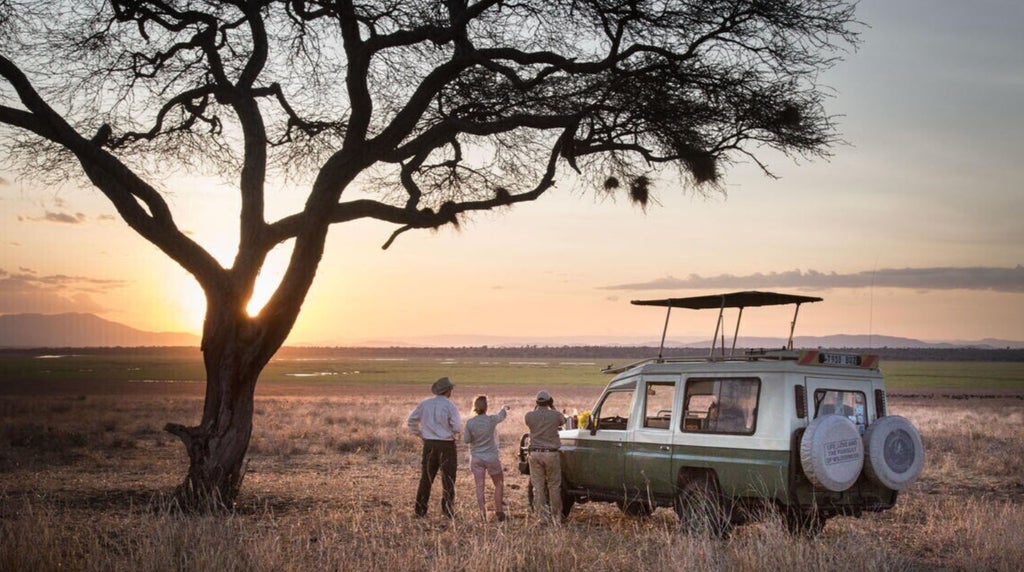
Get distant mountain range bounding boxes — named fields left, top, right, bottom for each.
left=0, top=313, right=200, bottom=348
left=341, top=333, right=1024, bottom=350
left=686, top=334, right=1024, bottom=350
left=1, top=312, right=1022, bottom=349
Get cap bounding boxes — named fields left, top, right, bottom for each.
left=536, top=390, right=552, bottom=403
left=431, top=376, right=455, bottom=395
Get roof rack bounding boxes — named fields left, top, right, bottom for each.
left=631, top=290, right=823, bottom=361
left=600, top=348, right=878, bottom=375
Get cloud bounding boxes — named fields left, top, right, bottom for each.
left=16, top=206, right=111, bottom=224
left=17, top=211, right=89, bottom=224
left=0, top=268, right=127, bottom=314
left=44, top=211, right=88, bottom=224
left=601, top=266, right=1024, bottom=294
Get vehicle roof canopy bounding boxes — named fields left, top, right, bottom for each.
left=631, top=291, right=822, bottom=310
left=630, top=291, right=823, bottom=362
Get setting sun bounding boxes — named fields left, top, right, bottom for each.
left=165, top=242, right=292, bottom=328
left=246, top=248, right=290, bottom=318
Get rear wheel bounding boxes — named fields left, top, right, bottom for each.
left=674, top=474, right=731, bottom=537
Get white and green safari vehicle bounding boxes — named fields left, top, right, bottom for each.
left=534, top=291, right=925, bottom=535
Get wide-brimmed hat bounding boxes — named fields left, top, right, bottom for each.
left=431, top=377, right=455, bottom=395
left=536, top=390, right=552, bottom=403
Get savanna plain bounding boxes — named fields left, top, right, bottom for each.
left=1, top=351, right=1023, bottom=572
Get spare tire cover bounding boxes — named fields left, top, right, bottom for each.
left=800, top=415, right=864, bottom=492
left=863, top=415, right=925, bottom=490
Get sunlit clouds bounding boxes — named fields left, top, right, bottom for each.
left=10, top=194, right=118, bottom=225
left=0, top=267, right=125, bottom=314
left=18, top=211, right=87, bottom=224
left=602, top=267, right=1024, bottom=294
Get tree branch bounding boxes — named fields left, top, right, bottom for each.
left=0, top=54, right=226, bottom=288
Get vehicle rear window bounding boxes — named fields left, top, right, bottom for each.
left=814, top=389, right=867, bottom=433
left=682, top=378, right=760, bottom=435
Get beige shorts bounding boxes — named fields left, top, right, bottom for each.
left=471, top=456, right=503, bottom=478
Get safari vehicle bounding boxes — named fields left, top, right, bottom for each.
left=521, top=291, right=924, bottom=535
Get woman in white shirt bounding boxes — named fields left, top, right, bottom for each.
left=464, top=395, right=509, bottom=522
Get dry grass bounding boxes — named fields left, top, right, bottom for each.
left=1, top=382, right=1023, bottom=571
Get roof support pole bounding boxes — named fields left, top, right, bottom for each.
left=657, top=306, right=672, bottom=360
left=710, top=296, right=725, bottom=358
left=731, top=307, right=745, bottom=356
left=788, top=303, right=803, bottom=350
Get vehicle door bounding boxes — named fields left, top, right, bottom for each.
left=564, top=382, right=637, bottom=493
left=805, top=376, right=869, bottom=434
left=675, top=377, right=763, bottom=495
left=624, top=376, right=679, bottom=502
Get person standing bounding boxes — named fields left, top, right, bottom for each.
left=525, top=390, right=565, bottom=523
left=464, top=395, right=510, bottom=522
left=407, top=376, right=462, bottom=519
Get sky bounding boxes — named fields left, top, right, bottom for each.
left=1, top=0, right=1023, bottom=346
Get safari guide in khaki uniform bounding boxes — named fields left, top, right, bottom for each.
left=525, top=390, right=565, bottom=523
left=407, top=377, right=462, bottom=519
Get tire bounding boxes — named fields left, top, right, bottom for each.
left=517, top=433, right=531, bottom=475
left=800, top=414, right=864, bottom=492
left=863, top=415, right=925, bottom=490
left=674, top=474, right=731, bottom=537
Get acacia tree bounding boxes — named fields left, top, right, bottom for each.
left=0, top=0, right=856, bottom=506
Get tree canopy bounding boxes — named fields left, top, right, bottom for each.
left=2, top=1, right=856, bottom=243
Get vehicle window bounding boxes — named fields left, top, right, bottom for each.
left=595, top=390, right=634, bottom=430
left=642, top=382, right=676, bottom=429
left=682, top=378, right=759, bottom=435
left=814, top=389, right=867, bottom=433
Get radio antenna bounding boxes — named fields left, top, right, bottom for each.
left=868, top=259, right=878, bottom=349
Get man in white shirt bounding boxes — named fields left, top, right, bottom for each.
left=407, top=376, right=462, bottom=518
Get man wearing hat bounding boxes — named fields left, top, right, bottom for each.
left=407, top=376, right=462, bottom=518
left=525, top=389, right=565, bottom=523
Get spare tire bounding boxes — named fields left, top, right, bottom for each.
left=800, top=415, right=864, bottom=492
left=863, top=415, right=925, bottom=490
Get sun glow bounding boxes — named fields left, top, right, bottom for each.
left=172, top=277, right=207, bottom=334
left=245, top=242, right=293, bottom=317
left=165, top=244, right=292, bottom=329
left=245, top=269, right=280, bottom=317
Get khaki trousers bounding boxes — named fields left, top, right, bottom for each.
left=528, top=451, right=562, bottom=522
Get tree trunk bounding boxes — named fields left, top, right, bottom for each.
left=165, top=312, right=274, bottom=510
left=161, top=188, right=329, bottom=509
